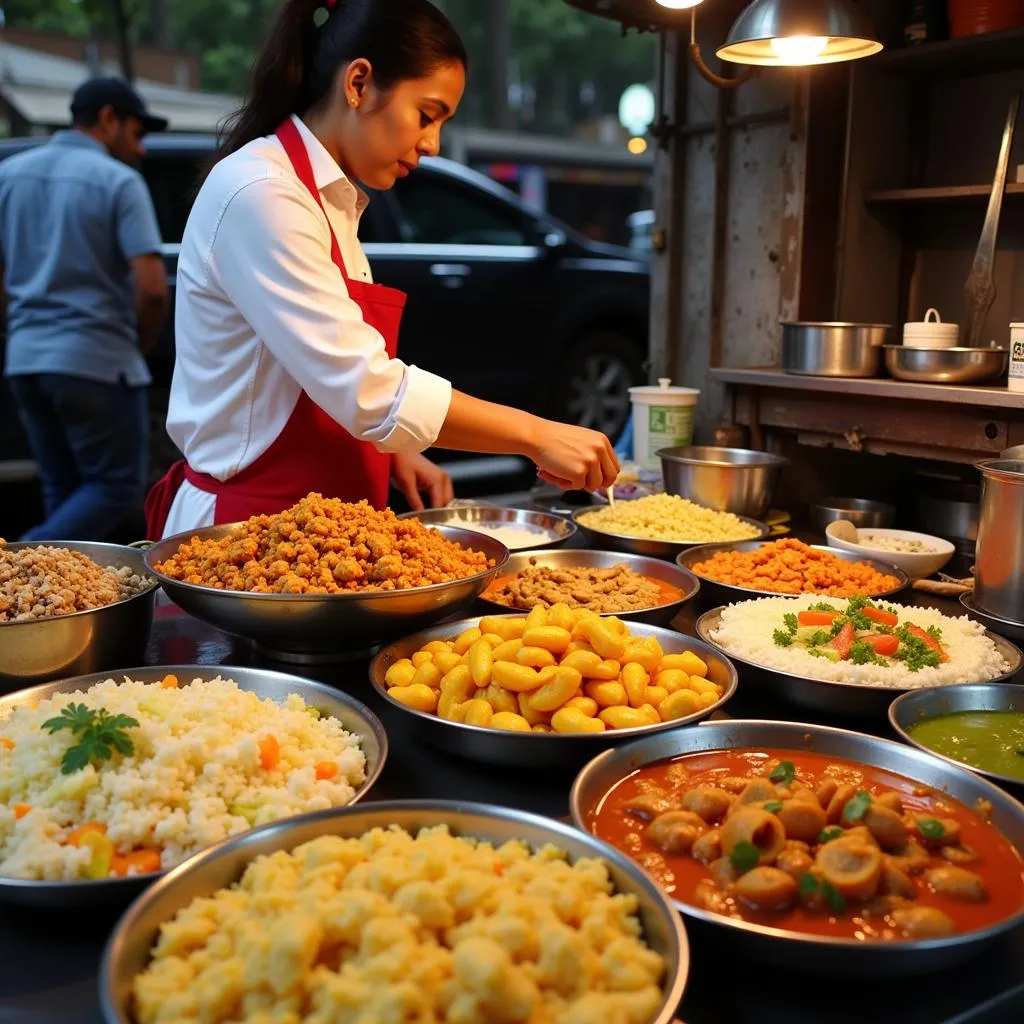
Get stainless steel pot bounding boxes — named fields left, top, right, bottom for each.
left=656, top=445, right=787, bottom=518
left=780, top=322, right=889, bottom=378
left=974, top=459, right=1024, bottom=623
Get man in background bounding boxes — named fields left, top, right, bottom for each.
left=0, top=77, right=169, bottom=540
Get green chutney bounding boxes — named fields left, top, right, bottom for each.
left=907, top=711, right=1024, bottom=782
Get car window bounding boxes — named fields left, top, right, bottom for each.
left=391, top=173, right=528, bottom=246
left=142, top=154, right=206, bottom=245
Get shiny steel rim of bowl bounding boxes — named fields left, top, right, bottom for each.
left=695, top=607, right=1024, bottom=701
left=0, top=665, right=388, bottom=896
left=474, top=548, right=701, bottom=619
left=889, top=684, right=1024, bottom=790
left=99, top=800, right=691, bottom=1024
left=145, top=522, right=510, bottom=601
left=397, top=505, right=578, bottom=546
left=369, top=616, right=739, bottom=743
left=571, top=506, right=771, bottom=549
left=569, top=718, right=1024, bottom=954
left=0, top=541, right=158, bottom=629
left=813, top=498, right=896, bottom=519
left=655, top=446, right=788, bottom=470
left=677, top=541, right=911, bottom=600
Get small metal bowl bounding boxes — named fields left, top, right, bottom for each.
left=0, top=541, right=158, bottom=692
left=677, top=541, right=910, bottom=608
left=146, top=524, right=509, bottom=663
left=889, top=683, right=1024, bottom=791
left=571, top=506, right=770, bottom=561
left=570, top=719, right=1024, bottom=975
left=399, top=505, right=576, bottom=551
left=0, top=665, right=387, bottom=908
left=884, top=345, right=1010, bottom=385
left=696, top=606, right=1023, bottom=717
left=476, top=548, right=700, bottom=626
left=100, top=801, right=691, bottom=1024
left=810, top=498, right=896, bottom=532
left=657, top=446, right=787, bottom=519
left=369, top=617, right=738, bottom=769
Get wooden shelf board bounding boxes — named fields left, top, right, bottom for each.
left=870, top=27, right=1024, bottom=78
left=865, top=183, right=1024, bottom=204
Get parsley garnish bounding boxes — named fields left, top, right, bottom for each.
left=783, top=612, right=799, bottom=634
left=849, top=640, right=883, bottom=666
left=891, top=627, right=941, bottom=672
left=926, top=625, right=943, bottom=643
left=818, top=826, right=844, bottom=844
left=763, top=800, right=784, bottom=814
left=842, top=790, right=872, bottom=823
left=770, top=760, right=795, bottom=785
left=916, top=818, right=946, bottom=840
left=808, top=602, right=840, bottom=613
left=41, top=703, right=139, bottom=775
left=772, top=628, right=794, bottom=647
left=800, top=872, right=846, bottom=913
left=730, top=840, right=761, bottom=873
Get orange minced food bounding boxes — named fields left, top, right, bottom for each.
left=690, top=538, right=901, bottom=596
left=154, top=494, right=494, bottom=594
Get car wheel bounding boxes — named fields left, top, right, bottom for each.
left=555, top=332, right=645, bottom=440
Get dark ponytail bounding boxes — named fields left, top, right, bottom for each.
left=216, top=0, right=467, bottom=161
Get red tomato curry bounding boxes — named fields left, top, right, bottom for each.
left=587, top=748, right=1024, bottom=941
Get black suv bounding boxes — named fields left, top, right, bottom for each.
left=0, top=134, right=650, bottom=474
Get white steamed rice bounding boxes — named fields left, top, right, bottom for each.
left=708, top=596, right=1010, bottom=689
left=0, top=675, right=366, bottom=880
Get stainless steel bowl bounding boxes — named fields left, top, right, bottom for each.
left=399, top=505, right=576, bottom=551
left=960, top=592, right=1024, bottom=645
left=100, top=801, right=691, bottom=1024
left=475, top=548, right=700, bottom=626
left=146, top=524, right=509, bottom=663
left=677, top=541, right=910, bottom=608
left=656, top=446, right=787, bottom=519
left=369, top=617, right=738, bottom=769
left=781, top=322, right=889, bottom=377
left=0, top=541, right=157, bottom=692
left=889, top=683, right=1024, bottom=791
left=810, top=497, right=896, bottom=532
left=696, top=606, right=1022, bottom=717
left=884, top=345, right=1010, bottom=385
left=571, top=506, right=770, bottom=561
left=0, top=665, right=387, bottom=908
left=570, top=719, right=1024, bottom=975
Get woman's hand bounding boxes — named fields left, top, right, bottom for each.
left=529, top=421, right=620, bottom=493
left=391, top=452, right=454, bottom=511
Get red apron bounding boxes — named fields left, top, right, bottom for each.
left=145, top=117, right=405, bottom=538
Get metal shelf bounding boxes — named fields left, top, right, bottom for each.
left=865, top=183, right=1024, bottom=204
left=870, top=27, right=1024, bottom=79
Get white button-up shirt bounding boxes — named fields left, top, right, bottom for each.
left=162, top=115, right=452, bottom=537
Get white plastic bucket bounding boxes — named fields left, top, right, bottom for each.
left=1010, top=322, right=1024, bottom=394
left=629, top=378, right=700, bottom=469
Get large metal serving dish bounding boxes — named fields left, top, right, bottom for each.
left=889, top=683, right=1024, bottom=792
left=974, top=459, right=1024, bottom=623
left=677, top=540, right=910, bottom=608
left=884, top=345, right=1009, bottom=384
left=0, top=665, right=387, bottom=908
left=0, top=541, right=157, bottom=692
left=961, top=592, right=1024, bottom=644
left=571, top=506, right=770, bottom=562
left=696, top=605, right=1022, bottom=717
left=570, top=720, right=1024, bottom=975
left=100, top=800, right=691, bottom=1024
left=475, top=548, right=700, bottom=626
left=781, top=321, right=889, bottom=377
left=399, top=505, right=576, bottom=551
left=146, top=524, right=509, bottom=662
left=370, top=617, right=738, bottom=769
left=656, top=445, right=787, bottom=519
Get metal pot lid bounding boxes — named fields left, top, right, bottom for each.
left=976, top=458, right=1024, bottom=481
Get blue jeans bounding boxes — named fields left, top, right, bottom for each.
left=6, top=373, right=148, bottom=541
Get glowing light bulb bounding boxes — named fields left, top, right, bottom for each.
left=656, top=0, right=703, bottom=9
left=769, top=35, right=829, bottom=63
left=627, top=137, right=648, bottom=155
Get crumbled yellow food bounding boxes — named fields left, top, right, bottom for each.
left=578, top=494, right=761, bottom=543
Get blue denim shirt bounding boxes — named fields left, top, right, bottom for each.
left=0, top=131, right=162, bottom=385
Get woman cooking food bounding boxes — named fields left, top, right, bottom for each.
left=145, top=0, right=619, bottom=539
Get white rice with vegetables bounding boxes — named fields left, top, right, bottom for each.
left=0, top=675, right=366, bottom=880
left=708, top=596, right=1010, bottom=688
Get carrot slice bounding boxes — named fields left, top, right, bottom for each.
left=863, top=607, right=898, bottom=628
left=828, top=622, right=855, bottom=660
left=864, top=633, right=899, bottom=658
left=314, top=761, right=338, bottom=781
left=65, top=822, right=108, bottom=846
left=14, top=803, right=31, bottom=820
left=907, top=623, right=949, bottom=663
left=798, top=611, right=838, bottom=627
left=111, top=849, right=162, bottom=877
left=258, top=734, right=280, bottom=770
left=160, top=674, right=179, bottom=689
left=0, top=737, right=14, bottom=750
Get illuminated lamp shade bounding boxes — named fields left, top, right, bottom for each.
left=716, top=0, right=883, bottom=66
left=655, top=0, right=704, bottom=8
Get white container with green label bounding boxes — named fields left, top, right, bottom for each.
left=629, top=379, right=701, bottom=469
left=1011, top=322, right=1024, bottom=394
